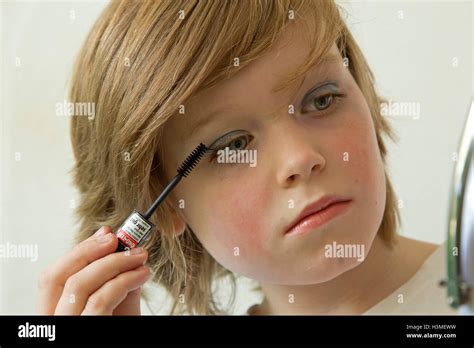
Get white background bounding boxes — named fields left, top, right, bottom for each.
left=1, top=0, right=472, bottom=314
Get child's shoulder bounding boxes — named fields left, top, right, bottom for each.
left=397, top=235, right=439, bottom=259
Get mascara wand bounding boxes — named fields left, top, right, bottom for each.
left=114, top=143, right=209, bottom=252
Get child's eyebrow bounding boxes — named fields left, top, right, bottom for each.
left=183, top=52, right=341, bottom=141
left=184, top=104, right=239, bottom=141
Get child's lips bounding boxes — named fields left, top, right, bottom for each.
left=284, top=196, right=353, bottom=237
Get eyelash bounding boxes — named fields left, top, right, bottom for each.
left=207, top=92, right=347, bottom=164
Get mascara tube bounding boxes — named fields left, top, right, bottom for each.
left=115, top=210, right=154, bottom=252
left=112, top=142, right=208, bottom=253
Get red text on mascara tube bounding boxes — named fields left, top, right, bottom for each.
left=115, top=211, right=153, bottom=249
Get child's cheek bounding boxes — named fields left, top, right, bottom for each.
left=201, top=173, right=273, bottom=270
left=334, top=114, right=386, bottom=230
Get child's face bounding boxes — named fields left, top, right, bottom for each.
left=161, top=22, right=386, bottom=285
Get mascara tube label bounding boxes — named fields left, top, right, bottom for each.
left=115, top=211, right=153, bottom=249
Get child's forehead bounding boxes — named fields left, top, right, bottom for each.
left=164, top=21, right=342, bottom=152
left=189, top=41, right=341, bottom=107
left=179, top=43, right=341, bottom=135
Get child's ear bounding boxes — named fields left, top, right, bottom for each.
left=171, top=209, right=187, bottom=236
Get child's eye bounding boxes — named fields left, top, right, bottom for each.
left=209, top=134, right=253, bottom=163
left=314, top=94, right=334, bottom=110
left=302, top=92, right=346, bottom=114
left=225, top=135, right=250, bottom=151
left=215, top=134, right=252, bottom=152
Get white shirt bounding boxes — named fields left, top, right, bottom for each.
left=246, top=242, right=460, bottom=315
left=363, top=242, right=458, bottom=315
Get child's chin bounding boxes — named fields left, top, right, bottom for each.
left=302, top=258, right=366, bottom=284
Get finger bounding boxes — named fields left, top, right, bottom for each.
left=37, top=227, right=117, bottom=314
left=55, top=247, right=148, bottom=315
left=84, top=226, right=111, bottom=241
left=81, top=266, right=150, bottom=315
left=113, top=288, right=142, bottom=316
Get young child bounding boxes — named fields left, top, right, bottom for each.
left=37, top=0, right=453, bottom=315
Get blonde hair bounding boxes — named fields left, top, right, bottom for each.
left=69, top=0, right=401, bottom=315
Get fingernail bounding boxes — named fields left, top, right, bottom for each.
left=130, top=247, right=144, bottom=255
left=97, top=233, right=113, bottom=244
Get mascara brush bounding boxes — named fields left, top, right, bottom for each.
left=115, top=143, right=209, bottom=252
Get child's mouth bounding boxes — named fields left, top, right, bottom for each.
left=284, top=196, right=353, bottom=237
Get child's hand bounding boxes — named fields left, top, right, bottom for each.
left=37, top=226, right=150, bottom=315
